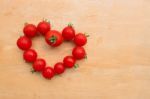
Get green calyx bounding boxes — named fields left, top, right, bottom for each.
left=31, top=69, right=36, bottom=73
left=84, top=55, right=87, bottom=59
left=43, top=18, right=51, bottom=24
left=68, top=22, right=73, bottom=27
left=84, top=33, right=90, bottom=37
left=74, top=64, right=79, bottom=68
left=49, top=35, right=57, bottom=43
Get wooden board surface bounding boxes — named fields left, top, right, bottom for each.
left=0, top=0, right=150, bottom=99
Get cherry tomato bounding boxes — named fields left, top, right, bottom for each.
left=74, top=33, right=87, bottom=46
left=63, top=56, right=76, bottom=68
left=23, top=24, right=37, bottom=37
left=33, top=58, right=46, bottom=72
left=42, top=67, right=54, bottom=79
left=62, top=24, right=75, bottom=40
left=17, top=36, right=32, bottom=50
left=54, top=62, right=65, bottom=74
left=23, top=49, right=37, bottom=62
left=37, top=21, right=50, bottom=35
left=45, top=30, right=63, bottom=47
left=72, top=46, right=86, bottom=60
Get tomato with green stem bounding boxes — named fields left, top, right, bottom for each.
left=45, top=30, right=63, bottom=47
left=74, top=33, right=87, bottom=46
left=62, top=23, right=75, bottom=40
left=37, top=20, right=51, bottom=35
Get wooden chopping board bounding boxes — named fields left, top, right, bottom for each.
left=0, top=0, right=150, bottom=99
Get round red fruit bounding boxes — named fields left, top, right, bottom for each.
left=74, top=33, right=87, bottom=46
left=23, top=24, right=37, bottom=37
left=37, top=21, right=50, bottom=35
left=45, top=30, right=63, bottom=47
left=42, top=67, right=54, bottom=79
left=23, top=49, right=37, bottom=62
left=33, top=58, right=46, bottom=72
left=72, top=46, right=86, bottom=60
left=17, top=36, right=32, bottom=50
left=62, top=24, right=75, bottom=40
left=54, top=62, right=65, bottom=74
left=63, top=56, right=76, bottom=68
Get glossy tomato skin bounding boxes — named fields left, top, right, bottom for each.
left=33, top=58, right=46, bottom=72
left=23, top=24, right=37, bottom=37
left=42, top=67, right=54, bottom=79
left=72, top=46, right=86, bottom=60
left=17, top=36, right=32, bottom=50
left=62, top=26, right=75, bottom=40
left=37, top=21, right=50, bottom=35
left=63, top=56, right=76, bottom=68
left=74, top=33, right=87, bottom=46
left=23, top=49, right=37, bottom=62
left=54, top=62, right=65, bottom=74
left=45, top=30, right=63, bottom=47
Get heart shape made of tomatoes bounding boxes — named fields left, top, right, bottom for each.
left=17, top=20, right=88, bottom=79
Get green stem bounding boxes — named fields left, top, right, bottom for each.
left=84, top=33, right=90, bottom=37
left=84, top=55, right=87, bottom=59
left=49, top=35, right=57, bottom=44
left=31, top=69, right=36, bottom=73
left=74, top=64, right=79, bottom=68
left=68, top=22, right=73, bottom=27
left=43, top=18, right=51, bottom=24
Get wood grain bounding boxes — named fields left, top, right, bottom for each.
left=0, top=0, right=150, bottom=99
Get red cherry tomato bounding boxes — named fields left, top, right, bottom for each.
left=45, top=30, right=63, bottom=47
left=54, top=62, right=65, bottom=74
left=62, top=25, right=75, bottom=40
left=23, top=49, right=37, bottom=62
left=74, top=33, right=87, bottom=46
left=17, top=36, right=32, bottom=50
left=42, top=67, right=54, bottom=79
left=33, top=58, right=46, bottom=72
left=23, top=24, right=37, bottom=37
left=72, top=46, right=86, bottom=60
left=37, top=21, right=50, bottom=35
left=63, top=56, right=76, bottom=68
